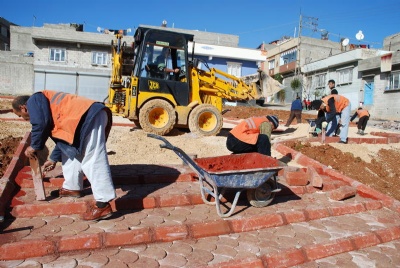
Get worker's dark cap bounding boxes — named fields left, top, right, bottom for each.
left=328, top=79, right=335, bottom=84
left=312, top=100, right=323, bottom=110
left=331, top=89, right=338, bottom=94
left=266, top=115, right=279, bottom=129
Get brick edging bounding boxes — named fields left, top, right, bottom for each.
left=0, top=198, right=387, bottom=260
left=272, top=142, right=400, bottom=213
left=0, top=132, right=30, bottom=217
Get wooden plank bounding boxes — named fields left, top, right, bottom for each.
left=29, top=156, right=46, bottom=201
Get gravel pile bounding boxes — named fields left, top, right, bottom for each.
left=370, top=120, right=400, bottom=132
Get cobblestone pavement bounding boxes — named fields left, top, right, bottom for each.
left=1, top=130, right=400, bottom=267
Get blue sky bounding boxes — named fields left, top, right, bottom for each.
left=2, top=0, right=399, bottom=49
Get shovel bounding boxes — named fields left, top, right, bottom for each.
left=321, top=121, right=327, bottom=144
left=29, top=156, right=46, bottom=201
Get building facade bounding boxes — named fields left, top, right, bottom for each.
left=302, top=48, right=388, bottom=110
left=357, top=33, right=400, bottom=120
left=0, top=23, right=265, bottom=101
left=266, top=36, right=342, bottom=102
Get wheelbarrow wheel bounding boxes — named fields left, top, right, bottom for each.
left=247, top=180, right=275, bottom=208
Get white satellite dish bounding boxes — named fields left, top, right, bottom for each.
left=356, top=30, right=364, bottom=41
left=342, top=38, right=349, bottom=46
left=96, top=27, right=103, bottom=33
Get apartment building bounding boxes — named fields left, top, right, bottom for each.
left=0, top=22, right=265, bottom=100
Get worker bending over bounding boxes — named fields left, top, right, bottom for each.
left=226, top=115, right=279, bottom=156
left=351, top=107, right=370, bottom=135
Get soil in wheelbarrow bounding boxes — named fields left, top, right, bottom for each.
left=195, top=152, right=282, bottom=173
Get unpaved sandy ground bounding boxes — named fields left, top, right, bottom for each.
left=2, top=99, right=400, bottom=199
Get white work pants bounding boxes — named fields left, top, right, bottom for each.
left=61, top=110, right=116, bottom=202
left=339, top=103, right=351, bottom=143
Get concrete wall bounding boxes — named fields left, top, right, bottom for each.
left=368, top=72, right=400, bottom=121
left=0, top=51, right=34, bottom=95
left=358, top=52, right=400, bottom=121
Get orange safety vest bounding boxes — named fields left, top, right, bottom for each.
left=42, top=90, right=95, bottom=144
left=322, top=94, right=349, bottom=113
left=230, top=117, right=271, bottom=145
left=357, top=109, right=369, bottom=118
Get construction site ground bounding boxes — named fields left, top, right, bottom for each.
left=1, top=96, right=400, bottom=267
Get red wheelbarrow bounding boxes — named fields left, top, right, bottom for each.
left=148, top=134, right=284, bottom=218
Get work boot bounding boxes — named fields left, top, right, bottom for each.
left=360, top=130, right=365, bottom=135
left=51, top=188, right=82, bottom=198
left=82, top=202, right=112, bottom=221
left=357, top=129, right=361, bottom=134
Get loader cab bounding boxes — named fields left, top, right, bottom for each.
left=132, top=27, right=194, bottom=106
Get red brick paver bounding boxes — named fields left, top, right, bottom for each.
left=1, top=130, right=400, bottom=267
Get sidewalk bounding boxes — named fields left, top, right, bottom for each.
left=1, top=127, right=400, bottom=267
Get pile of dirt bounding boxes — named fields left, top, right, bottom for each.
left=284, top=140, right=400, bottom=200
left=0, top=136, right=22, bottom=178
left=222, top=105, right=317, bottom=122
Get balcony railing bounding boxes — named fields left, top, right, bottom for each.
left=279, top=61, right=296, bottom=74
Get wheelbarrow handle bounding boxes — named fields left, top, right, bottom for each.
left=147, top=133, right=213, bottom=184
left=147, top=133, right=175, bottom=150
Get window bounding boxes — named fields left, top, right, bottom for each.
left=387, top=72, right=400, bottom=90
left=268, top=60, right=275, bottom=70
left=92, top=51, right=108, bottom=65
left=280, top=48, right=297, bottom=66
left=314, top=73, right=326, bottom=88
left=305, top=76, right=312, bottom=90
left=337, top=67, right=353, bottom=84
left=49, top=48, right=66, bottom=62
left=0, top=26, right=7, bottom=37
left=227, top=62, right=242, bottom=77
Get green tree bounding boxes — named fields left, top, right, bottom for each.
left=274, top=74, right=286, bottom=103
left=290, top=77, right=301, bottom=98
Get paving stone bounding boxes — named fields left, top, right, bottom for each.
left=13, top=260, right=42, bottom=267
left=78, top=253, right=109, bottom=267
left=163, top=241, right=193, bottom=255
left=3, top=136, right=400, bottom=267
left=128, top=256, right=162, bottom=268
left=108, top=249, right=139, bottom=264
left=42, top=258, right=78, bottom=268
left=158, top=253, right=188, bottom=267
left=139, top=245, right=167, bottom=260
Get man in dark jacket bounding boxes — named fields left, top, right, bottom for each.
left=285, top=97, right=303, bottom=127
left=12, top=90, right=116, bottom=221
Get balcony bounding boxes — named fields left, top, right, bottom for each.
left=279, top=61, right=296, bottom=74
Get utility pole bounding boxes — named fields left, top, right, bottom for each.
left=296, top=14, right=318, bottom=76
left=296, top=14, right=318, bottom=98
left=296, top=13, right=302, bottom=76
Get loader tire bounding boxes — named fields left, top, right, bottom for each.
left=247, top=180, right=275, bottom=207
left=132, top=119, right=141, bottom=129
left=189, top=104, right=223, bottom=136
left=139, top=99, right=176, bottom=136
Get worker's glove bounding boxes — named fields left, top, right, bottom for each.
left=259, top=122, right=271, bottom=135
left=315, top=128, right=322, bottom=134
left=321, top=122, right=328, bottom=129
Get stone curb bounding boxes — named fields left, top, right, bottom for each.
left=0, top=132, right=30, bottom=220
left=273, top=142, right=400, bottom=214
